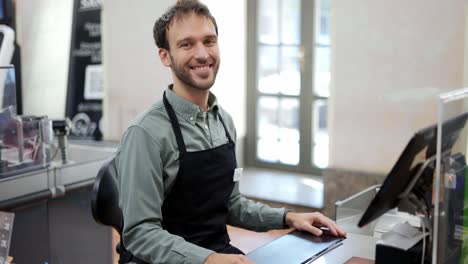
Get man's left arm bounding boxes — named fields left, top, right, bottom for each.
left=223, top=111, right=345, bottom=236
left=226, top=183, right=346, bottom=236
left=226, top=182, right=286, bottom=232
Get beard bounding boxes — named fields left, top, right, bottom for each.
left=169, top=54, right=220, bottom=91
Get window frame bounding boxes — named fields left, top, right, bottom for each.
left=245, top=0, right=328, bottom=175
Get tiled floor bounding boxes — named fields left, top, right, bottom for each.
left=239, top=167, right=324, bottom=210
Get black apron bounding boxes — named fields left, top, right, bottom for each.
left=119, top=92, right=242, bottom=264
left=161, top=92, right=241, bottom=253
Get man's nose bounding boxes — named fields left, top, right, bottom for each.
left=193, top=43, right=209, bottom=61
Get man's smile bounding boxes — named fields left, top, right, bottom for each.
left=190, top=64, right=213, bottom=77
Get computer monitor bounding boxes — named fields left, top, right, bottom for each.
left=0, top=0, right=14, bottom=26
left=358, top=112, right=468, bottom=227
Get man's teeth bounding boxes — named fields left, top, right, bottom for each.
left=193, top=65, right=209, bottom=70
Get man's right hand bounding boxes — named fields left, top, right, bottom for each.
left=204, top=253, right=254, bottom=264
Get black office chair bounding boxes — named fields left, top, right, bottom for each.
left=91, top=157, right=123, bottom=234
left=91, top=157, right=148, bottom=264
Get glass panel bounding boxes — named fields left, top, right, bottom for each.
left=435, top=89, right=468, bottom=263
left=313, top=0, right=330, bottom=97
left=279, top=98, right=299, bottom=142
left=0, top=66, right=52, bottom=177
left=313, top=142, right=328, bottom=168
left=257, top=138, right=279, bottom=162
left=318, top=0, right=330, bottom=40
left=258, top=45, right=280, bottom=94
left=314, top=46, right=330, bottom=97
left=278, top=98, right=299, bottom=165
left=258, top=0, right=279, bottom=44
left=0, top=67, right=16, bottom=111
left=257, top=96, right=279, bottom=140
left=280, top=46, right=301, bottom=96
left=280, top=0, right=301, bottom=45
left=279, top=140, right=299, bottom=165
left=312, top=100, right=329, bottom=168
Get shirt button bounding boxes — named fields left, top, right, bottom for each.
left=190, top=117, right=194, bottom=121
left=204, top=125, right=209, bottom=129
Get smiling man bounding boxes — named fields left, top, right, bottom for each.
left=116, top=1, right=345, bottom=264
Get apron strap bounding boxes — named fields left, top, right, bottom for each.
left=217, top=114, right=234, bottom=144
left=163, top=91, right=187, bottom=154
left=163, top=91, right=235, bottom=153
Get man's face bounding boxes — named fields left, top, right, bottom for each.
left=161, top=13, right=220, bottom=91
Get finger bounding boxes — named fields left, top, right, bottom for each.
left=335, top=223, right=347, bottom=236
left=302, top=222, right=323, bottom=236
left=313, top=216, right=337, bottom=236
left=327, top=219, right=346, bottom=237
left=313, top=214, right=339, bottom=236
left=324, top=222, right=339, bottom=236
left=327, top=220, right=341, bottom=236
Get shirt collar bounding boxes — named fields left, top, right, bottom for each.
left=165, top=84, right=219, bottom=125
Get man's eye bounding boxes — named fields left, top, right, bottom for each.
left=205, top=39, right=217, bottom=45
left=180, top=43, right=191, bottom=48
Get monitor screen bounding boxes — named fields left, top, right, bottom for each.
left=0, top=0, right=13, bottom=26
left=358, top=112, right=468, bottom=227
left=0, top=1, right=4, bottom=20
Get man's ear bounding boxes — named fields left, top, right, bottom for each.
left=159, top=48, right=172, bottom=67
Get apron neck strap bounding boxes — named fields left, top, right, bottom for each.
left=217, top=114, right=234, bottom=144
left=163, top=91, right=187, bottom=154
left=163, top=91, right=235, bottom=154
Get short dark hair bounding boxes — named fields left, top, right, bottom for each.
left=153, top=0, right=218, bottom=50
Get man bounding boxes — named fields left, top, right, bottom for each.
left=116, top=0, right=346, bottom=263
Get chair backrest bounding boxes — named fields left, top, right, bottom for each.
left=91, top=157, right=123, bottom=234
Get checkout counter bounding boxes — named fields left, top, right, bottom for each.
left=0, top=141, right=116, bottom=263
left=0, top=137, right=116, bottom=263
left=0, top=65, right=115, bottom=263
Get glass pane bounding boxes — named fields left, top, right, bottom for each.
left=258, top=45, right=280, bottom=94
left=281, top=0, right=301, bottom=45
left=257, top=138, right=279, bottom=162
left=313, top=0, right=330, bottom=97
left=279, top=140, right=299, bottom=165
left=257, top=96, right=279, bottom=140
left=312, top=100, right=329, bottom=168
left=318, top=0, right=330, bottom=41
left=314, top=46, right=330, bottom=97
left=258, top=0, right=279, bottom=44
left=280, top=46, right=301, bottom=96
left=313, top=143, right=328, bottom=168
left=279, top=98, right=299, bottom=142
left=313, top=100, right=328, bottom=143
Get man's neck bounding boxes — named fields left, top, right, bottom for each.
left=172, top=81, right=210, bottom=112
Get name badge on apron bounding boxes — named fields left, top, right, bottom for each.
left=233, top=168, right=243, bottom=182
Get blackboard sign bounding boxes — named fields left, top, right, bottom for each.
left=66, top=0, right=103, bottom=140
left=0, top=211, right=14, bottom=264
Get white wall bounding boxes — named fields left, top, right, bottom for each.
left=16, top=0, right=73, bottom=118
left=102, top=0, right=172, bottom=141
left=330, top=0, right=468, bottom=174
left=102, top=0, right=247, bottom=142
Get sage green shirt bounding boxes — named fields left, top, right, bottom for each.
left=115, top=87, right=286, bottom=264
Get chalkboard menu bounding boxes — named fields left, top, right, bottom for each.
left=0, top=211, right=14, bottom=264
left=66, top=0, right=103, bottom=140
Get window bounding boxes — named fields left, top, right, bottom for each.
left=246, top=0, right=330, bottom=174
